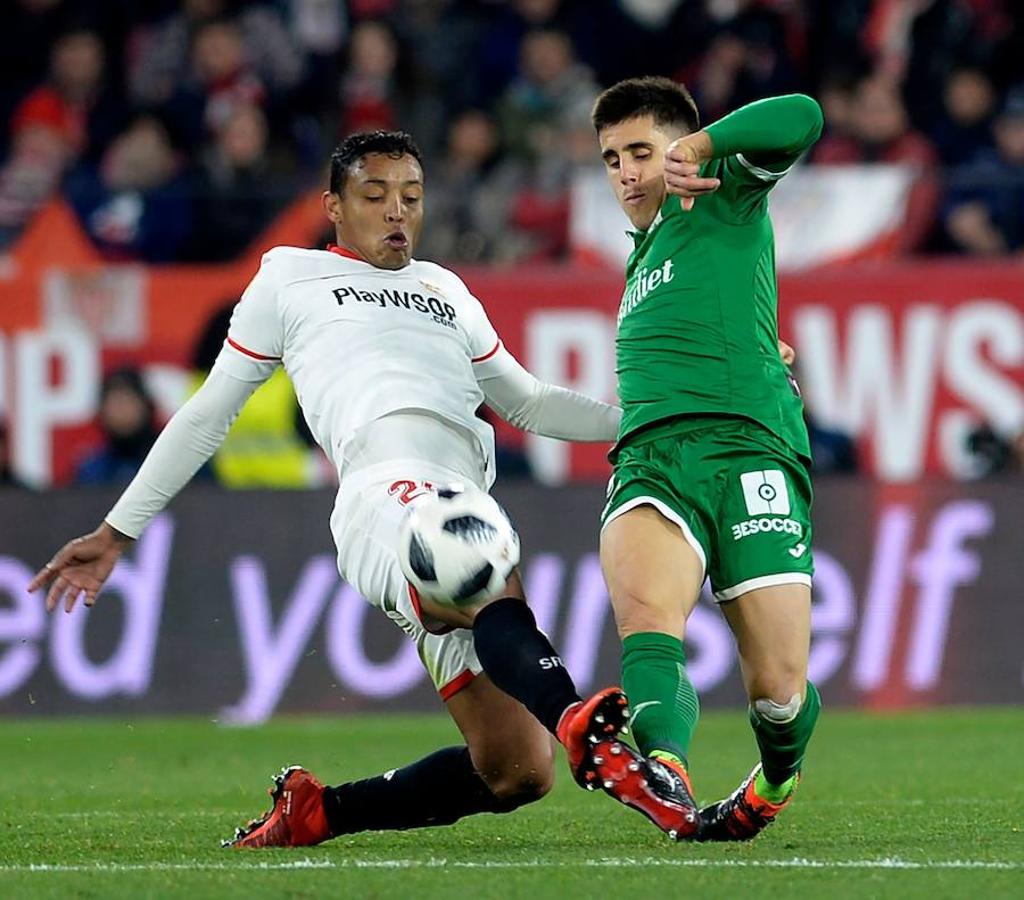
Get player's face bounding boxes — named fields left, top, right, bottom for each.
left=599, top=115, right=678, bottom=231
left=327, top=152, right=425, bottom=269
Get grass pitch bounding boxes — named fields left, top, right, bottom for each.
left=0, top=708, right=1021, bottom=899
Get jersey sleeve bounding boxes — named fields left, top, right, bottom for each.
left=479, top=348, right=621, bottom=441
left=461, top=286, right=515, bottom=380
left=217, top=252, right=285, bottom=382
left=707, top=154, right=795, bottom=222
left=703, top=94, right=823, bottom=222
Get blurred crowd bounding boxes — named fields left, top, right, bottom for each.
left=0, top=0, right=1022, bottom=266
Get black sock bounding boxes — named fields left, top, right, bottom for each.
left=322, top=746, right=516, bottom=835
left=472, top=597, right=581, bottom=735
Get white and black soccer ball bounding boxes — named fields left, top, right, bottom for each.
left=397, top=484, right=520, bottom=608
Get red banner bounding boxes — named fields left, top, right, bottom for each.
left=1, top=198, right=1022, bottom=485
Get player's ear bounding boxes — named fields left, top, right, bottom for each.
left=322, top=190, right=343, bottom=225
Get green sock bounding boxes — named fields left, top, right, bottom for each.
left=754, top=770, right=797, bottom=803
left=621, top=632, right=700, bottom=766
left=748, top=681, right=821, bottom=786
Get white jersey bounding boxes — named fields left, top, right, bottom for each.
left=216, top=245, right=510, bottom=483
left=104, top=243, right=620, bottom=540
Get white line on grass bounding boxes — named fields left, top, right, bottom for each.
left=2, top=858, right=1021, bottom=873
left=48, top=810, right=238, bottom=818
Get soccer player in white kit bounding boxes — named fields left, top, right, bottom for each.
left=30, top=132, right=685, bottom=847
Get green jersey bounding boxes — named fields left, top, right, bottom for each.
left=614, top=94, right=823, bottom=461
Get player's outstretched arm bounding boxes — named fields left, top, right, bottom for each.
left=702, top=93, right=824, bottom=168
left=478, top=347, right=621, bottom=442
left=28, top=368, right=263, bottom=612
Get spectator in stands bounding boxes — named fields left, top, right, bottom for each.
left=338, top=19, right=402, bottom=136
left=75, top=367, right=158, bottom=485
left=128, top=0, right=303, bottom=107
left=188, top=302, right=322, bottom=488
left=290, top=0, right=348, bottom=62
left=0, top=0, right=68, bottom=149
left=417, top=109, right=529, bottom=263
left=685, top=31, right=749, bottom=124
left=477, top=0, right=584, bottom=102
left=684, top=7, right=798, bottom=123
left=942, top=85, right=1024, bottom=256
left=965, top=423, right=1024, bottom=477
left=0, top=420, right=29, bottom=489
left=790, top=360, right=859, bottom=474
left=817, top=66, right=863, bottom=144
left=161, top=16, right=269, bottom=146
left=806, top=416, right=859, bottom=474
left=931, top=67, right=997, bottom=165
left=188, top=103, right=297, bottom=262
left=2, top=0, right=1021, bottom=268
left=286, top=0, right=349, bottom=119
left=10, top=27, right=126, bottom=165
left=388, top=1, right=487, bottom=154
left=498, top=29, right=599, bottom=168
left=64, top=115, right=193, bottom=263
left=0, top=122, right=73, bottom=247
left=339, top=18, right=447, bottom=154
left=814, top=73, right=941, bottom=252
left=896, top=0, right=1017, bottom=130
left=496, top=29, right=599, bottom=259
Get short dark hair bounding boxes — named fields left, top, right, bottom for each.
left=329, top=130, right=423, bottom=194
left=591, top=76, right=700, bottom=135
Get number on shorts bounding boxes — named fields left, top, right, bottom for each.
left=388, top=479, right=435, bottom=506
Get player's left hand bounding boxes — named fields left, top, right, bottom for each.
left=778, top=339, right=796, bottom=366
left=28, top=522, right=133, bottom=613
left=664, top=132, right=719, bottom=210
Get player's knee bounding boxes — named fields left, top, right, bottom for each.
left=475, top=744, right=555, bottom=806
left=489, top=767, right=554, bottom=807
left=746, top=663, right=806, bottom=709
left=752, top=691, right=803, bottom=725
left=482, top=761, right=554, bottom=807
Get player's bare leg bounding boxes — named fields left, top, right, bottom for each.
left=698, top=583, right=821, bottom=841
left=416, top=571, right=633, bottom=788
left=598, top=504, right=705, bottom=838
left=445, top=673, right=555, bottom=800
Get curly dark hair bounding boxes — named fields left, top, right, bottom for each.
left=591, top=76, right=700, bottom=135
left=329, top=130, right=423, bottom=195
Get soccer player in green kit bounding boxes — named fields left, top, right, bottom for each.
left=592, top=77, right=824, bottom=841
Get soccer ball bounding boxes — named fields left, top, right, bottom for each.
left=397, top=484, right=520, bottom=608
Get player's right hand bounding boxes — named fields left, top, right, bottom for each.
left=28, top=522, right=134, bottom=613
left=664, top=132, right=720, bottom=210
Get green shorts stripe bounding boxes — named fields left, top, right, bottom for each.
left=713, top=572, right=812, bottom=603
left=601, top=493, right=709, bottom=575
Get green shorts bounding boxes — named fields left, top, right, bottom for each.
left=602, top=416, right=814, bottom=601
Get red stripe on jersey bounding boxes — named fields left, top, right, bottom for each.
left=472, top=340, right=501, bottom=364
left=227, top=336, right=280, bottom=361
left=327, top=243, right=364, bottom=261
left=439, top=669, right=476, bottom=701
left=407, top=583, right=456, bottom=636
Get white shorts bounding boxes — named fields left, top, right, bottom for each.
left=331, top=461, right=488, bottom=700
